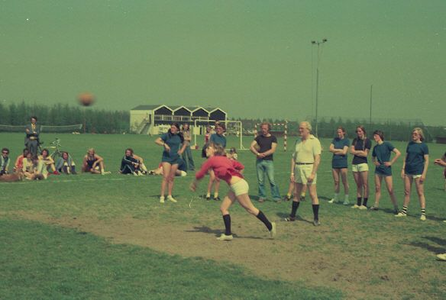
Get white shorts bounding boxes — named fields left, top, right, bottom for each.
left=352, top=163, right=369, bottom=173
left=294, top=164, right=317, bottom=185
left=230, top=179, right=249, bottom=196
left=406, top=174, right=422, bottom=179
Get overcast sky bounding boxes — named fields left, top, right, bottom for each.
left=0, top=0, right=445, bottom=125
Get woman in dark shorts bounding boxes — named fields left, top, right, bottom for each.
left=155, top=123, right=187, bottom=203
left=350, top=125, right=371, bottom=210
left=190, top=142, right=276, bottom=241
left=370, top=130, right=401, bottom=214
left=396, top=128, right=429, bottom=220
left=328, top=127, right=350, bottom=205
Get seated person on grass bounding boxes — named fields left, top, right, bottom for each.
left=148, top=158, right=187, bottom=177
left=14, top=148, right=29, bottom=172
left=82, top=148, right=110, bottom=175
left=55, top=151, right=77, bottom=175
left=120, top=148, right=148, bottom=175
left=1, top=148, right=10, bottom=175
left=24, top=155, right=48, bottom=180
left=39, top=148, right=59, bottom=175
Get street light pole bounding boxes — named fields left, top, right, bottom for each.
left=311, top=38, right=328, bottom=137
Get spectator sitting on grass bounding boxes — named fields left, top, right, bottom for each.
left=39, top=148, right=59, bottom=175
left=1, top=148, right=10, bottom=175
left=55, top=151, right=77, bottom=175
left=120, top=148, right=147, bottom=176
left=14, top=148, right=29, bottom=172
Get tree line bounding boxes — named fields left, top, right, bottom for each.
left=0, top=102, right=129, bottom=134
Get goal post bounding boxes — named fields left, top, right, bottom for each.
left=193, top=119, right=247, bottom=150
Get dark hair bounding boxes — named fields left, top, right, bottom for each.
left=31, top=116, right=38, bottom=121
left=229, top=147, right=237, bottom=153
left=41, top=148, right=49, bottom=156
left=62, top=151, right=69, bottom=159
left=337, top=126, right=346, bottom=133
left=125, top=148, right=134, bottom=155
left=23, top=148, right=30, bottom=155
left=356, top=125, right=366, bottom=136
left=168, top=123, right=184, bottom=143
left=1, top=148, right=9, bottom=154
left=215, top=123, right=226, bottom=132
left=373, top=130, right=384, bottom=141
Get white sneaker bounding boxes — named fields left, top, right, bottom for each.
left=217, top=234, right=233, bottom=241
left=359, top=205, right=368, bottom=210
left=395, top=212, right=407, bottom=217
left=351, top=204, right=359, bottom=209
left=437, top=253, right=446, bottom=261
left=420, top=215, right=426, bottom=221
left=328, top=199, right=335, bottom=204
left=270, top=222, right=276, bottom=238
left=167, top=195, right=177, bottom=203
left=180, top=171, right=187, bottom=177
left=343, top=199, right=350, bottom=205
left=159, top=196, right=165, bottom=204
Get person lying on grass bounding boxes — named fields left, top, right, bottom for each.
left=190, top=142, right=276, bottom=241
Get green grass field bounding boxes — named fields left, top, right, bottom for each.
left=1, top=132, right=445, bottom=299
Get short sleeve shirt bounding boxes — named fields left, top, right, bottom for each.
left=352, top=138, right=371, bottom=165
left=161, top=133, right=182, bottom=163
left=331, top=137, right=350, bottom=169
left=404, top=141, right=429, bottom=175
left=372, top=141, right=395, bottom=176
left=210, top=133, right=227, bottom=148
left=254, top=135, right=278, bottom=161
left=292, top=135, right=322, bottom=163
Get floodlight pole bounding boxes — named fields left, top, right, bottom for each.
left=311, top=38, right=328, bottom=137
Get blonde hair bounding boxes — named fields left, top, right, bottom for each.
left=208, top=143, right=226, bottom=156
left=413, top=127, right=425, bottom=141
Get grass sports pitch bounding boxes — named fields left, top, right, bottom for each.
left=1, top=132, right=445, bottom=299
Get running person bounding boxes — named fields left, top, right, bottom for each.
left=155, top=123, right=187, bottom=203
left=396, top=128, right=429, bottom=220
left=350, top=125, right=371, bottom=210
left=370, top=130, right=401, bottom=214
left=190, top=142, right=276, bottom=241
left=206, top=123, right=227, bottom=201
left=328, top=126, right=350, bottom=205
left=285, top=121, right=322, bottom=226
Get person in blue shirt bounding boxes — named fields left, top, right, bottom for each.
left=155, top=123, right=187, bottom=204
left=328, top=127, right=350, bottom=205
left=206, top=122, right=227, bottom=200
left=370, top=130, right=401, bottom=214
left=396, top=128, right=429, bottom=220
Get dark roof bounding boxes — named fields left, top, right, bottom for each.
left=131, top=105, right=226, bottom=114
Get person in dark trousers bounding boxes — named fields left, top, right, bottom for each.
left=25, top=116, right=40, bottom=157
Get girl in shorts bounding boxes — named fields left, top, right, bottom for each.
left=370, top=130, right=401, bottom=214
left=328, top=126, right=350, bottom=205
left=397, top=128, right=429, bottom=220
left=155, top=123, right=187, bottom=203
left=190, top=142, right=276, bottom=241
left=350, top=125, right=371, bottom=210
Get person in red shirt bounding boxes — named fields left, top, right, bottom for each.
left=190, top=142, right=276, bottom=241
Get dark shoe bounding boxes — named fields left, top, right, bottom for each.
left=284, top=216, right=295, bottom=222
left=214, top=196, right=221, bottom=201
left=283, top=195, right=292, bottom=201
left=206, top=196, right=211, bottom=201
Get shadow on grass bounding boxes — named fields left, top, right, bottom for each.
left=275, top=212, right=313, bottom=225
left=186, top=226, right=221, bottom=236
left=423, top=236, right=446, bottom=247
left=408, top=241, right=445, bottom=254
